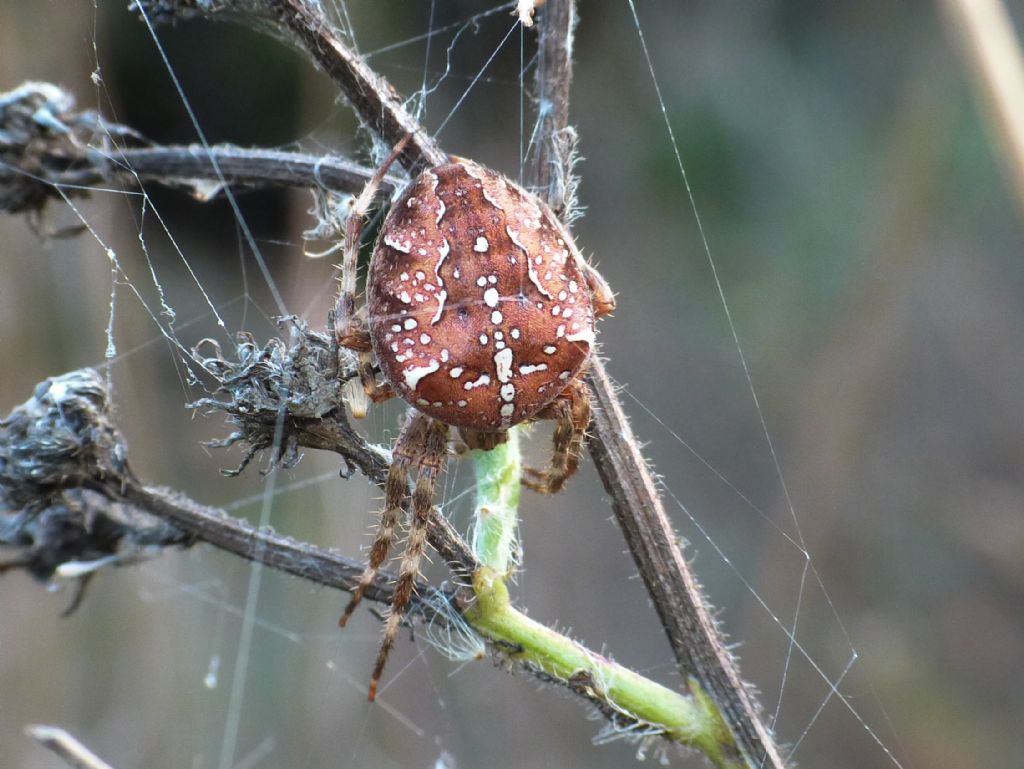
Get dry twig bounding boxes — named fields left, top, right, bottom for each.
left=1, top=1, right=789, bottom=764
left=525, top=3, right=785, bottom=766
left=25, top=725, right=116, bottom=769
left=0, top=366, right=451, bottom=612
left=0, top=82, right=396, bottom=217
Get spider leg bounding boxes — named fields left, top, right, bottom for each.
left=348, top=313, right=398, bottom=405
left=368, top=414, right=448, bottom=700
left=522, top=378, right=592, bottom=495
left=339, top=321, right=392, bottom=410
left=338, top=424, right=412, bottom=627
left=337, top=410, right=449, bottom=700
left=582, top=262, right=616, bottom=318
left=333, top=135, right=412, bottom=406
left=334, top=135, right=412, bottom=344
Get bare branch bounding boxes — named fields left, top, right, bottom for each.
left=0, top=366, right=449, bottom=613
left=529, top=0, right=579, bottom=216
left=0, top=367, right=699, bottom=744
left=132, top=0, right=447, bottom=173
left=114, top=146, right=401, bottom=198
left=0, top=82, right=396, bottom=217
left=587, top=363, right=787, bottom=768
left=2, top=4, right=788, bottom=763
left=525, top=3, right=787, bottom=767
left=187, top=318, right=478, bottom=576
left=25, top=725, right=116, bottom=769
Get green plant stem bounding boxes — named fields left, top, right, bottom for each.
left=466, top=567, right=741, bottom=767
left=467, top=434, right=744, bottom=767
left=469, top=429, right=522, bottom=575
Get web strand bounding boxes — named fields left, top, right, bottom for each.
left=622, top=1, right=906, bottom=765
left=0, top=3, right=919, bottom=767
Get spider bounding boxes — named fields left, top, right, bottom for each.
left=333, top=139, right=615, bottom=699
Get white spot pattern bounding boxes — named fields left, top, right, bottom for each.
left=565, top=328, right=596, bottom=346
left=432, top=238, right=450, bottom=324
left=431, top=290, right=448, bottom=325
left=519, top=363, right=549, bottom=375
left=508, top=225, right=552, bottom=299
left=384, top=234, right=412, bottom=253
left=494, top=348, right=514, bottom=383
left=404, top=360, right=440, bottom=390
left=465, top=374, right=491, bottom=390
left=370, top=159, right=601, bottom=431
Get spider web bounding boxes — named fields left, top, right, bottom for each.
left=3, top=2, right=1020, bottom=769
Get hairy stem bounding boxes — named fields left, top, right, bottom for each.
left=0, top=368, right=744, bottom=746
left=464, top=426, right=742, bottom=764
left=7, top=1, right=789, bottom=763
left=466, top=568, right=743, bottom=768
left=469, top=428, right=522, bottom=575
left=113, top=145, right=399, bottom=196
left=526, top=2, right=786, bottom=766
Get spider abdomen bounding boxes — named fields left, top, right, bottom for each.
left=367, top=159, right=596, bottom=430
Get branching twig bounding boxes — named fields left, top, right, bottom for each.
left=132, top=0, right=446, bottom=172
left=525, top=3, right=786, bottom=767
left=0, top=367, right=446, bottom=612
left=0, top=82, right=396, bottom=217
left=0, top=365, right=726, bottom=748
left=2, top=2, right=788, bottom=764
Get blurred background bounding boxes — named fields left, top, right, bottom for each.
left=2, top=1, right=1023, bottom=767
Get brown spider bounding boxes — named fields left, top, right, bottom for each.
left=333, top=140, right=614, bottom=699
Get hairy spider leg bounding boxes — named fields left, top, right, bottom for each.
left=338, top=410, right=449, bottom=700
left=368, top=413, right=448, bottom=700
left=582, top=261, right=617, bottom=318
left=338, top=429, right=412, bottom=627
left=522, top=377, right=592, bottom=495
left=335, top=135, right=413, bottom=403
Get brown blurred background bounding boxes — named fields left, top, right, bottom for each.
left=2, top=1, right=1024, bottom=768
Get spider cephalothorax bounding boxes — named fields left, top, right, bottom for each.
left=334, top=146, right=613, bottom=699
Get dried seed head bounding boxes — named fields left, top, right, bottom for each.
left=367, top=159, right=597, bottom=430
